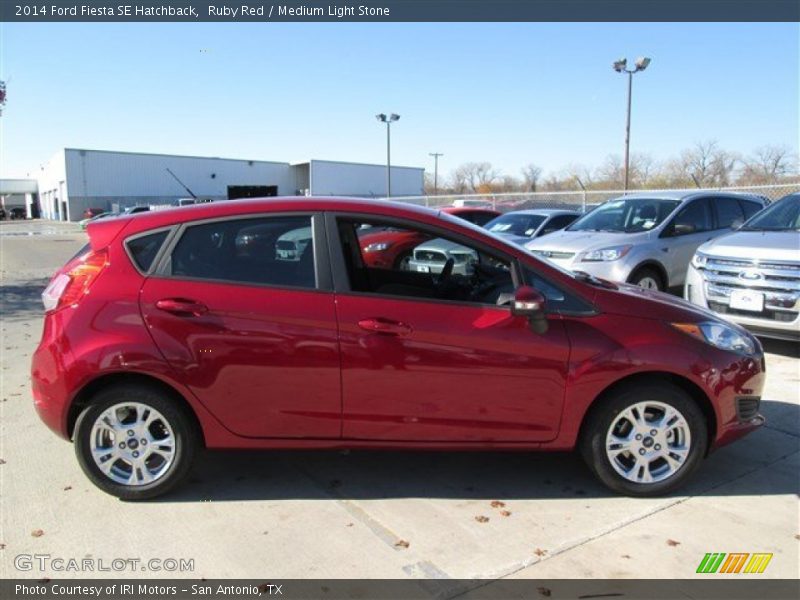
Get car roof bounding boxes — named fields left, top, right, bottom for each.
left=608, top=191, right=767, bottom=202
left=498, top=208, right=580, bottom=216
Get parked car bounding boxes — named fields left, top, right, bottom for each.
left=33, top=197, right=765, bottom=499
left=525, top=192, right=767, bottom=291
left=9, top=207, right=27, bottom=220
left=82, top=207, right=106, bottom=220
left=0, top=207, right=6, bottom=220
left=79, top=212, right=113, bottom=230
left=685, top=192, right=799, bottom=341
left=123, top=206, right=151, bottom=215
left=356, top=206, right=500, bottom=270
left=484, top=209, right=580, bottom=245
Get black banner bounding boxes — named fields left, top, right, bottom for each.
left=2, top=0, right=799, bottom=23
left=3, top=579, right=800, bottom=600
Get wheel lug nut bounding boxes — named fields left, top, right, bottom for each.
left=650, top=429, right=658, bottom=436
left=141, top=439, right=147, bottom=445
left=132, top=451, right=139, bottom=458
left=655, top=444, right=661, bottom=451
left=639, top=448, right=646, bottom=455
left=119, top=442, right=126, bottom=449
left=127, top=430, right=134, bottom=437
left=635, top=434, right=643, bottom=440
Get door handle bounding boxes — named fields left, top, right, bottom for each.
left=357, top=318, right=412, bottom=336
left=155, top=298, right=208, bottom=316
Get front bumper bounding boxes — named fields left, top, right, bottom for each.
left=685, top=264, right=800, bottom=341
left=407, top=259, right=471, bottom=276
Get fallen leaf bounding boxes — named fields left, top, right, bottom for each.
left=500, top=510, right=512, bottom=517
left=534, top=548, right=547, bottom=557
left=666, top=539, right=681, bottom=547
left=345, top=523, right=353, bottom=527
left=0, top=543, right=6, bottom=550
left=63, top=486, right=72, bottom=491
left=621, top=554, right=632, bottom=559
left=31, top=530, right=44, bottom=538
left=0, top=459, right=5, bottom=465
left=537, top=588, right=552, bottom=598
left=475, top=515, right=490, bottom=523
left=394, top=540, right=410, bottom=549
left=490, top=500, right=506, bottom=508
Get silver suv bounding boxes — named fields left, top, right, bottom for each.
left=525, top=192, right=767, bottom=291
left=685, top=193, right=799, bottom=341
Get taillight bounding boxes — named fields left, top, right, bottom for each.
left=42, top=248, right=109, bottom=313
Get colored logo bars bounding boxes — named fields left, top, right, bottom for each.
left=696, top=552, right=773, bottom=574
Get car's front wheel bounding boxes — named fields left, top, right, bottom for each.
left=580, top=383, right=708, bottom=496
left=74, top=384, right=199, bottom=500
left=629, top=267, right=665, bottom=291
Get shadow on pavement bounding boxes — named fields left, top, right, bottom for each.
left=157, top=399, right=798, bottom=504
left=761, top=338, right=800, bottom=358
left=0, top=279, right=48, bottom=322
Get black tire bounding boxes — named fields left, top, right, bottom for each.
left=74, top=384, right=199, bottom=500
left=394, top=251, right=412, bottom=271
left=579, top=383, right=708, bottom=497
left=628, top=266, right=665, bottom=291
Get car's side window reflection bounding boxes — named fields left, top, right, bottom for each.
left=339, top=218, right=514, bottom=305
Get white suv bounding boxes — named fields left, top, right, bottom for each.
left=685, top=193, right=799, bottom=341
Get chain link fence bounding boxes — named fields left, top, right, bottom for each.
left=390, top=182, right=800, bottom=213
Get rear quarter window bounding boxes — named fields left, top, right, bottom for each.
left=126, top=230, right=170, bottom=272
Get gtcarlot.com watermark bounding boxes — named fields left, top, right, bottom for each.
left=14, top=554, right=194, bottom=573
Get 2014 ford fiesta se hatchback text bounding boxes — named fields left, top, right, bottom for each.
left=32, top=198, right=766, bottom=500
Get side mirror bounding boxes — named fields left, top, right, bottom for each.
left=673, top=223, right=696, bottom=236
left=511, top=286, right=548, bottom=334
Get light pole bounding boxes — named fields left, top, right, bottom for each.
left=613, top=56, right=651, bottom=191
left=429, top=152, right=443, bottom=195
left=376, top=113, right=400, bottom=197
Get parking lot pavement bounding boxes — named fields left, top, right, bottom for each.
left=1, top=220, right=798, bottom=580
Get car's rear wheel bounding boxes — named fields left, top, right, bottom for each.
left=629, top=267, right=665, bottom=291
left=74, top=384, right=198, bottom=500
left=394, top=251, right=412, bottom=271
left=580, top=383, right=708, bottom=496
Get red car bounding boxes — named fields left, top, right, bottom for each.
left=32, top=197, right=765, bottom=499
left=358, top=206, right=499, bottom=270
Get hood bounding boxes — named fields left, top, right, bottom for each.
left=525, top=229, right=651, bottom=253
left=415, top=237, right=473, bottom=253
left=699, top=230, right=800, bottom=262
left=495, top=232, right=532, bottom=247
left=594, top=281, right=728, bottom=324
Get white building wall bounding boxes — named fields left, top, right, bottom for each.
left=62, top=149, right=294, bottom=220
left=36, top=150, right=68, bottom=220
left=309, top=160, right=424, bottom=197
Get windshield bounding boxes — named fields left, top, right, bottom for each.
left=485, top=214, right=546, bottom=237
left=740, top=194, right=800, bottom=231
left=568, top=198, right=681, bottom=233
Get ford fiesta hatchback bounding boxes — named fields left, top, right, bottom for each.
left=32, top=198, right=766, bottom=500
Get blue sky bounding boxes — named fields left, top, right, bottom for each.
left=1, top=22, right=797, bottom=179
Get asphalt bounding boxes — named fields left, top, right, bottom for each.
left=1, top=220, right=798, bottom=580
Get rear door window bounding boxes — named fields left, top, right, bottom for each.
left=713, top=198, right=745, bottom=229
left=169, top=216, right=316, bottom=288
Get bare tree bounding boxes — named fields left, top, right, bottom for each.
left=739, top=145, right=799, bottom=184
left=450, top=162, right=499, bottom=193
left=520, top=163, right=543, bottom=192
left=670, top=140, right=739, bottom=187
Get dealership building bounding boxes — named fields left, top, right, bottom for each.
left=6, top=148, right=425, bottom=221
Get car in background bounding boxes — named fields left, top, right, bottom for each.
left=685, top=192, right=799, bottom=341
left=9, top=207, right=27, bottom=220
left=484, top=209, right=580, bottom=245
left=525, top=192, right=766, bottom=291
left=79, top=212, right=113, bottom=230
left=275, top=226, right=312, bottom=261
left=82, top=207, right=106, bottom=220
left=357, top=206, right=500, bottom=270
left=123, top=206, right=151, bottom=215
left=32, top=196, right=766, bottom=499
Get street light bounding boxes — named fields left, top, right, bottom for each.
left=613, top=56, right=651, bottom=191
left=376, top=113, right=400, bottom=197
left=429, top=152, right=443, bottom=196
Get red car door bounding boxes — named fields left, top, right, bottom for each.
left=331, top=216, right=571, bottom=442
left=139, top=214, right=341, bottom=439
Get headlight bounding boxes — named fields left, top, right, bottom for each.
left=364, top=242, right=392, bottom=253
left=579, top=245, right=632, bottom=262
left=691, top=252, right=708, bottom=269
left=672, top=321, right=756, bottom=355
